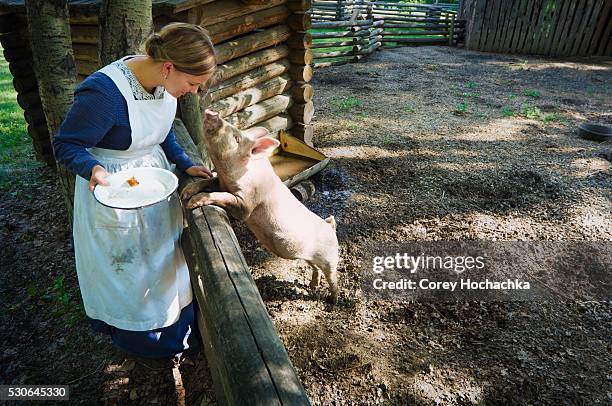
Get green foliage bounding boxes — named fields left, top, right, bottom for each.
left=523, top=89, right=541, bottom=98
left=404, top=104, right=416, bottom=113
left=330, top=95, right=362, bottom=112
left=501, top=106, right=515, bottom=117
left=543, top=112, right=564, bottom=122
left=520, top=103, right=542, bottom=120
left=466, top=81, right=477, bottom=89
left=454, top=100, right=469, bottom=115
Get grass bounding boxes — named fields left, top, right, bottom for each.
left=499, top=103, right=565, bottom=122
left=501, top=106, right=515, bottom=117
left=0, top=50, right=42, bottom=189
left=330, top=95, right=362, bottom=113
left=523, top=89, right=541, bottom=98
left=453, top=100, right=469, bottom=115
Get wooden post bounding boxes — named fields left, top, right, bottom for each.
left=98, top=0, right=152, bottom=66
left=179, top=93, right=205, bottom=147
left=24, top=0, right=78, bottom=224
left=449, top=13, right=455, bottom=46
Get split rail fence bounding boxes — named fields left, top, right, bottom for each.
left=309, top=1, right=465, bottom=67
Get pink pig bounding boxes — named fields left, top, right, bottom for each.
left=181, top=110, right=340, bottom=302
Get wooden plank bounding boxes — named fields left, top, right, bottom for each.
left=553, top=0, right=579, bottom=55
left=569, top=0, right=596, bottom=55
left=487, top=0, right=505, bottom=52
left=470, top=0, right=487, bottom=49
left=500, top=0, right=520, bottom=51
left=561, top=0, right=587, bottom=55
left=280, top=131, right=326, bottom=161
left=532, top=0, right=554, bottom=54
left=282, top=157, right=330, bottom=188
left=539, top=0, right=566, bottom=55
left=548, top=0, right=571, bottom=55
left=478, top=0, right=494, bottom=50
left=515, top=0, right=535, bottom=52
left=508, top=0, right=525, bottom=52
left=525, top=0, right=545, bottom=53
left=576, top=0, right=605, bottom=56
left=588, top=0, right=612, bottom=54
left=492, top=0, right=511, bottom=52
left=595, top=4, right=612, bottom=55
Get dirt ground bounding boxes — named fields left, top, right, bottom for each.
left=1, top=46, right=611, bottom=405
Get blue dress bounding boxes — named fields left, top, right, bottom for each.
left=54, top=63, right=201, bottom=359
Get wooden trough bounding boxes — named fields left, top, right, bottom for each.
left=0, top=0, right=324, bottom=404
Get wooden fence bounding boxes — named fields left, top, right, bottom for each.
left=459, top=0, right=612, bottom=56
left=310, top=1, right=465, bottom=67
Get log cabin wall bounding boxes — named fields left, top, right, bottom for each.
left=0, top=0, right=316, bottom=167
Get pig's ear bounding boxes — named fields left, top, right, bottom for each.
left=250, top=137, right=280, bottom=159
left=244, top=126, right=270, bottom=140
left=204, top=109, right=221, bottom=132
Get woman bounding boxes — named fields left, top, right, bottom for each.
left=53, top=23, right=216, bottom=358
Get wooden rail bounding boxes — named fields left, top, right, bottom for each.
left=309, top=1, right=464, bottom=67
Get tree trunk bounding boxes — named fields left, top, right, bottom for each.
left=24, top=0, right=77, bottom=225
left=98, top=0, right=153, bottom=66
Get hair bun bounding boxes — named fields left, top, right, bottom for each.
left=152, top=33, right=163, bottom=45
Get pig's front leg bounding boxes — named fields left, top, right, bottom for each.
left=187, top=191, right=251, bottom=221
left=180, top=177, right=220, bottom=201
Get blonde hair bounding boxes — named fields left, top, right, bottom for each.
left=144, top=22, right=216, bottom=76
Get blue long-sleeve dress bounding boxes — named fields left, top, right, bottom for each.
left=53, top=62, right=201, bottom=358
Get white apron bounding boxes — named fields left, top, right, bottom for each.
left=72, top=58, right=192, bottom=331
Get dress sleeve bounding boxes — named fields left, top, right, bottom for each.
left=160, top=125, right=195, bottom=172
left=52, top=82, right=116, bottom=180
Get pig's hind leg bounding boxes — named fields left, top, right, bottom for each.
left=307, top=260, right=339, bottom=304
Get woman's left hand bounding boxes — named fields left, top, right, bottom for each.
left=185, top=165, right=213, bottom=178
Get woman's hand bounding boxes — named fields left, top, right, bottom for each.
left=89, top=165, right=110, bottom=192
left=185, top=165, right=213, bottom=178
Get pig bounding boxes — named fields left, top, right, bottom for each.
left=181, top=110, right=340, bottom=303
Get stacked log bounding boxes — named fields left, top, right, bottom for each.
left=0, top=11, right=53, bottom=165
left=286, top=0, right=314, bottom=145
left=181, top=0, right=315, bottom=145
left=371, top=1, right=464, bottom=47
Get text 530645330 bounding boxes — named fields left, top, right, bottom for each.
left=0, top=385, right=69, bottom=400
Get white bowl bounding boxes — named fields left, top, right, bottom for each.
left=93, top=167, right=178, bottom=209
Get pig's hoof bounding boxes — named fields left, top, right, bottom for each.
left=187, top=192, right=212, bottom=209
left=181, top=179, right=213, bottom=200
